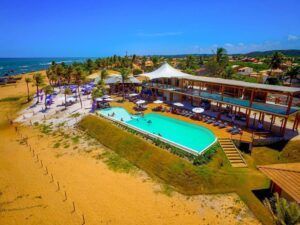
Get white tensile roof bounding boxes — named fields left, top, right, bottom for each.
left=141, top=62, right=189, bottom=80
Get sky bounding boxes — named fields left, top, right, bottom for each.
left=0, top=0, right=300, bottom=57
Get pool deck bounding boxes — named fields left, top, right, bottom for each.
left=109, top=97, right=254, bottom=143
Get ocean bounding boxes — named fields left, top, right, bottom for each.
left=0, top=57, right=94, bottom=77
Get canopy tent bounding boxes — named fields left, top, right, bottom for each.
left=140, top=62, right=190, bottom=80
left=102, top=74, right=141, bottom=85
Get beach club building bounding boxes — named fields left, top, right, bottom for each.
left=140, top=63, right=300, bottom=137
left=258, top=163, right=300, bottom=204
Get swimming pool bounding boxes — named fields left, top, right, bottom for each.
left=98, top=107, right=216, bottom=154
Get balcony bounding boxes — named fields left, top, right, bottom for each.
left=144, top=83, right=298, bottom=116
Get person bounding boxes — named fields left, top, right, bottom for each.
left=147, top=120, right=152, bottom=124
left=112, top=112, right=115, bottom=117
left=121, top=118, right=123, bottom=122
left=257, top=122, right=263, bottom=130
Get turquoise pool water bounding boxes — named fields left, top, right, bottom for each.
left=98, top=107, right=216, bottom=154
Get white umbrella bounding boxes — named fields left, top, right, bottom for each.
left=102, top=95, right=110, bottom=98
left=104, top=97, right=114, bottom=102
left=136, top=100, right=146, bottom=105
left=95, top=98, right=103, bottom=102
left=153, top=100, right=163, bottom=104
left=192, top=107, right=205, bottom=114
left=173, top=102, right=184, bottom=107
left=129, top=93, right=138, bottom=97
left=66, top=97, right=76, bottom=103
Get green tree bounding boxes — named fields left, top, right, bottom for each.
left=264, top=193, right=300, bottom=225
left=73, top=67, right=86, bottom=108
left=285, top=66, right=300, bottom=85
left=269, top=52, right=284, bottom=76
left=100, top=69, right=108, bottom=81
left=43, top=85, right=53, bottom=109
left=205, top=48, right=229, bottom=77
left=63, top=87, right=72, bottom=109
left=120, top=67, right=130, bottom=100
left=92, top=87, right=103, bottom=100
left=33, top=73, right=44, bottom=103
left=25, top=77, right=32, bottom=102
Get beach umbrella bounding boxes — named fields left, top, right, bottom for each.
left=104, top=97, right=114, bottom=102
left=129, top=93, right=138, bottom=97
left=136, top=100, right=146, bottom=105
left=102, top=95, right=111, bottom=98
left=173, top=102, right=184, bottom=107
left=95, top=98, right=103, bottom=102
left=192, top=107, right=205, bottom=114
left=153, top=100, right=163, bottom=104
left=66, top=97, right=76, bottom=103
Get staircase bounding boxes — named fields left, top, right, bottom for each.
left=218, top=138, right=247, bottom=168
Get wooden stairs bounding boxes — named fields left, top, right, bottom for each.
left=218, top=138, right=247, bottom=168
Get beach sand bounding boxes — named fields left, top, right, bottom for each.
left=0, top=72, right=260, bottom=225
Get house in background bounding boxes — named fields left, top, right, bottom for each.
left=238, top=67, right=253, bottom=76
left=258, top=163, right=300, bottom=204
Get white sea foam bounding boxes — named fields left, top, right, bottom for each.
left=19, top=65, right=28, bottom=68
left=39, top=62, right=52, bottom=66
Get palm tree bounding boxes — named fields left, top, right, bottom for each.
left=285, top=66, right=300, bottom=85
left=63, top=87, right=72, bottom=109
left=100, top=69, right=108, bottom=81
left=120, top=67, right=130, bottom=100
left=73, top=67, right=86, bottom=108
left=33, top=73, right=44, bottom=103
left=43, top=85, right=53, bottom=110
left=215, top=47, right=228, bottom=65
left=25, top=77, right=32, bottom=102
left=269, top=52, right=284, bottom=76
left=264, top=193, right=300, bottom=225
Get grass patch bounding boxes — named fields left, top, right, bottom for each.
left=71, top=135, right=80, bottom=144
left=0, top=96, right=21, bottom=102
left=53, top=142, right=61, bottom=148
left=78, top=115, right=273, bottom=224
left=252, top=140, right=300, bottom=165
left=94, top=151, right=137, bottom=173
left=38, top=123, right=53, bottom=134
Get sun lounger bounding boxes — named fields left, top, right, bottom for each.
left=218, top=122, right=228, bottom=129
left=227, top=126, right=237, bottom=132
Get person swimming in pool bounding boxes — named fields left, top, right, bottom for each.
left=121, top=118, right=123, bottom=122
left=158, top=133, right=162, bottom=137
left=147, top=120, right=152, bottom=124
left=112, top=112, right=115, bottom=117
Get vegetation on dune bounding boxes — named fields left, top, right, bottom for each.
left=78, top=115, right=273, bottom=224
left=252, top=140, right=300, bottom=165
left=264, top=193, right=300, bottom=225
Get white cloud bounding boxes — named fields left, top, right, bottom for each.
left=136, top=32, right=182, bottom=37
left=288, top=34, right=299, bottom=41
left=224, top=43, right=234, bottom=47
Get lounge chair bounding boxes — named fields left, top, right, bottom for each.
left=213, top=120, right=221, bottom=126
left=231, top=128, right=242, bottom=135
left=218, top=122, right=228, bottom=129
left=227, top=126, right=237, bottom=132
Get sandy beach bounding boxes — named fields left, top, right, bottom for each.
left=0, top=72, right=260, bottom=225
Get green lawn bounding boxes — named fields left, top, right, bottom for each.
left=78, top=115, right=274, bottom=224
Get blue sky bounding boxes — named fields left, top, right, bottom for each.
left=0, top=0, right=300, bottom=57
